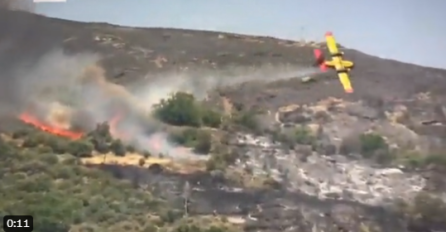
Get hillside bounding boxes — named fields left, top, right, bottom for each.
left=2, top=9, right=446, bottom=232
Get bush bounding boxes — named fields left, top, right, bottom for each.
left=423, top=154, right=446, bottom=167
left=359, top=133, right=388, bottom=158
left=21, top=132, right=47, bottom=148
left=397, top=152, right=446, bottom=170
left=270, top=127, right=316, bottom=149
left=11, top=128, right=33, bottom=139
left=22, top=136, right=40, bottom=148
left=193, top=130, right=212, bottom=154
left=206, top=151, right=238, bottom=171
left=87, top=122, right=113, bottom=143
left=232, top=111, right=260, bottom=133
left=0, top=137, right=14, bottom=159
left=91, top=137, right=110, bottom=153
left=206, top=156, right=225, bottom=171
left=0, top=139, right=170, bottom=232
left=202, top=109, right=222, bottom=128
left=142, top=150, right=151, bottom=158
left=294, top=126, right=316, bottom=145
left=153, top=92, right=202, bottom=127
left=169, top=128, right=212, bottom=154
left=170, top=128, right=200, bottom=147
left=67, top=140, right=94, bottom=157
left=46, top=137, right=70, bottom=154
left=110, top=139, right=126, bottom=156
left=153, top=92, right=222, bottom=128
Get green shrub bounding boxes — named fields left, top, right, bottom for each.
left=294, top=126, right=316, bottom=145
left=206, top=151, right=238, bottom=171
left=398, top=151, right=425, bottom=168
left=142, top=150, right=151, bottom=158
left=11, top=128, right=33, bottom=139
left=110, top=139, right=126, bottom=156
left=202, top=109, right=222, bottom=128
left=232, top=111, right=260, bottom=133
left=359, top=133, right=388, bottom=157
left=423, top=154, right=446, bottom=167
left=153, top=92, right=222, bottom=128
left=170, top=128, right=200, bottom=147
left=193, top=130, right=212, bottom=154
left=46, top=137, right=70, bottom=154
left=0, top=140, right=169, bottom=232
left=22, top=136, right=40, bottom=148
left=87, top=122, right=113, bottom=143
left=270, top=127, right=316, bottom=148
left=169, top=128, right=212, bottom=154
left=67, top=140, right=94, bottom=157
left=153, top=92, right=202, bottom=127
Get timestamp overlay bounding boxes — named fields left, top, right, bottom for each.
left=2, top=215, right=33, bottom=232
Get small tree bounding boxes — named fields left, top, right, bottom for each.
left=110, top=139, right=126, bottom=156
left=153, top=92, right=202, bottom=127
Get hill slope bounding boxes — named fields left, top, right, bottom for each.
left=2, top=9, right=446, bottom=108
left=2, top=9, right=446, bottom=232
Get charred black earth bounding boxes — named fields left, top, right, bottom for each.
left=2, top=9, right=446, bottom=232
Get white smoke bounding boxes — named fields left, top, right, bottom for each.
left=133, top=65, right=320, bottom=107
left=5, top=48, right=320, bottom=158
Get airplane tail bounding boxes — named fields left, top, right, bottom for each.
left=313, top=49, right=327, bottom=71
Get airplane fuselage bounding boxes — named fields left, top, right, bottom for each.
left=324, top=56, right=354, bottom=72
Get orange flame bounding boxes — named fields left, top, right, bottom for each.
left=19, top=112, right=83, bottom=140
left=108, top=113, right=130, bottom=140
left=19, top=110, right=189, bottom=156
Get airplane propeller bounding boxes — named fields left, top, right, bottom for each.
left=313, top=49, right=327, bottom=72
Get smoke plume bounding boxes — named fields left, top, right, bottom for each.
left=0, top=46, right=319, bottom=158
left=132, top=65, right=320, bottom=107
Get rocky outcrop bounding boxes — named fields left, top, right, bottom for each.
left=235, top=133, right=425, bottom=206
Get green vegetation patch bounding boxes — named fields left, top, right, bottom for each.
left=0, top=123, right=236, bottom=232
left=153, top=92, right=222, bottom=128
left=0, top=136, right=163, bottom=232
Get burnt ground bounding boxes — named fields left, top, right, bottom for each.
left=94, top=163, right=406, bottom=232
left=2, top=9, right=446, bottom=232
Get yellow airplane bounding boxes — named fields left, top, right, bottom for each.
left=314, top=32, right=355, bottom=93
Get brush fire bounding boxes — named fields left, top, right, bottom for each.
left=17, top=100, right=125, bottom=140
left=16, top=98, right=191, bottom=159
left=8, top=60, right=168, bottom=156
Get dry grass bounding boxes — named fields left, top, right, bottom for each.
left=81, top=152, right=207, bottom=173
left=177, top=215, right=244, bottom=230
left=81, top=152, right=172, bottom=166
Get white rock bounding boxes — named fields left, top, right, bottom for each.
left=378, top=168, right=403, bottom=175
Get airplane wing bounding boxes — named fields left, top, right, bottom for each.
left=325, top=32, right=339, bottom=55
left=337, top=72, right=354, bottom=93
